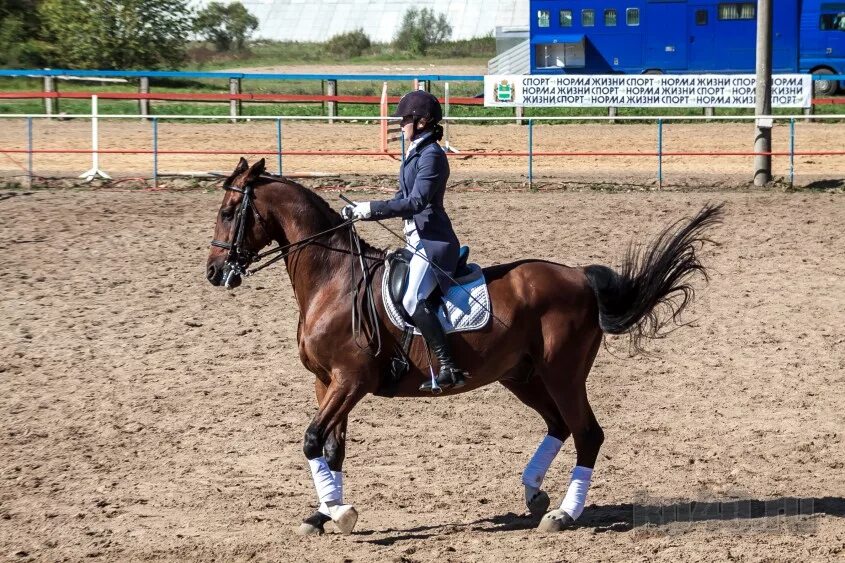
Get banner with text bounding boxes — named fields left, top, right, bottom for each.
left=484, top=74, right=812, bottom=108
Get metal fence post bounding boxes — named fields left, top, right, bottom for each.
left=276, top=118, right=283, bottom=175
left=528, top=118, right=534, bottom=190
left=27, top=116, right=33, bottom=187
left=43, top=74, right=56, bottom=117
left=152, top=117, right=159, bottom=189
left=139, top=76, right=150, bottom=119
left=229, top=77, right=241, bottom=122
left=326, top=79, right=337, bottom=124
left=657, top=118, right=663, bottom=190
left=789, top=117, right=795, bottom=188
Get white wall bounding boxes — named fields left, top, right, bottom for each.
left=192, top=0, right=528, bottom=43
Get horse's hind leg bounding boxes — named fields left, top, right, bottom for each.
left=500, top=370, right=571, bottom=516
left=537, top=331, right=604, bottom=532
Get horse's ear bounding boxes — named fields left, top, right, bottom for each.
left=223, top=157, right=250, bottom=188
left=245, top=158, right=265, bottom=183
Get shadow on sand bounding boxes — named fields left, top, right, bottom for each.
left=355, top=496, right=845, bottom=546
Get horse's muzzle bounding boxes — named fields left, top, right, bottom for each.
left=207, top=260, right=244, bottom=289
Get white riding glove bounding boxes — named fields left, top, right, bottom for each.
left=342, top=201, right=372, bottom=220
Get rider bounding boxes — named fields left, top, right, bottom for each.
left=342, top=90, right=467, bottom=391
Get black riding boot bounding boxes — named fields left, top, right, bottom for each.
left=412, top=296, right=466, bottom=392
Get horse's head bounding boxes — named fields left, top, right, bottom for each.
left=206, top=157, right=274, bottom=289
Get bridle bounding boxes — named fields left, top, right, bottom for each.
left=210, top=182, right=366, bottom=286
left=209, top=180, right=384, bottom=355
left=210, top=183, right=269, bottom=288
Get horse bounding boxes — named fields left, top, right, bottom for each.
left=206, top=157, right=723, bottom=536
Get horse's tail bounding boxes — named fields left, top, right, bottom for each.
left=583, top=203, right=723, bottom=352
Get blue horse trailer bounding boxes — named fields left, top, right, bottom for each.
left=529, top=0, right=845, bottom=94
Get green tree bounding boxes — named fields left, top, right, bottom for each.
left=0, top=0, right=47, bottom=66
left=38, top=0, right=193, bottom=69
left=393, top=8, right=452, bottom=55
left=194, top=1, right=259, bottom=52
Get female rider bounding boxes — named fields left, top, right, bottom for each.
left=342, top=90, right=466, bottom=391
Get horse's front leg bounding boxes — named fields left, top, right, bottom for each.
left=298, top=416, right=348, bottom=535
left=296, top=376, right=364, bottom=536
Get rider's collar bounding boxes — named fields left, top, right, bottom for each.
left=406, top=131, right=434, bottom=156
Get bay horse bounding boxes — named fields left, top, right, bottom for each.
left=205, top=158, right=723, bottom=535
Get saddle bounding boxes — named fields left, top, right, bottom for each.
left=387, top=245, right=473, bottom=324
left=375, top=246, right=490, bottom=397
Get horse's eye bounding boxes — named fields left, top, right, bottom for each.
left=221, top=208, right=235, bottom=221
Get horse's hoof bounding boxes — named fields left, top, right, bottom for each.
left=296, top=522, right=324, bottom=536
left=296, top=510, right=330, bottom=536
left=527, top=490, right=550, bottom=516
left=537, top=509, right=574, bottom=532
left=330, top=504, right=358, bottom=535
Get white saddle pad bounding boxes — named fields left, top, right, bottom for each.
left=382, top=263, right=491, bottom=334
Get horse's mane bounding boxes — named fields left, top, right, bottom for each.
left=259, top=174, right=385, bottom=260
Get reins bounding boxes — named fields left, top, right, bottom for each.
left=348, top=221, right=382, bottom=357
left=211, top=182, right=384, bottom=356
left=335, top=196, right=510, bottom=331
left=211, top=180, right=510, bottom=360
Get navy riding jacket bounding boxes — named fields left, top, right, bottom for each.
left=368, top=132, right=459, bottom=293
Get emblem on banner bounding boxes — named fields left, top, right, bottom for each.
left=495, top=80, right=515, bottom=103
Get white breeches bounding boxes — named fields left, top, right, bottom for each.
left=402, top=221, right=438, bottom=316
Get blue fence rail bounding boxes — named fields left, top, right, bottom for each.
left=0, top=69, right=486, bottom=81
left=1, top=68, right=843, bottom=81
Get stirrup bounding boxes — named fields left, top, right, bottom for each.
left=420, top=368, right=467, bottom=392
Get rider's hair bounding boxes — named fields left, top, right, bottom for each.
left=414, top=118, right=444, bottom=142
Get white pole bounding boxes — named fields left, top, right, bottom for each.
left=444, top=81, right=450, bottom=149
left=91, top=95, right=99, bottom=171
left=443, top=81, right=460, bottom=153
left=80, top=94, right=111, bottom=181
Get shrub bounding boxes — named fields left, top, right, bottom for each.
left=326, top=29, right=372, bottom=59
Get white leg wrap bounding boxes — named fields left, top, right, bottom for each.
left=318, top=471, right=343, bottom=516
left=521, top=435, right=564, bottom=489
left=308, top=458, right=341, bottom=506
left=560, top=465, right=593, bottom=520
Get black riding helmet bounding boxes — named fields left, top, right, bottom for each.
left=392, top=90, right=443, bottom=124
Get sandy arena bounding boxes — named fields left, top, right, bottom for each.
left=1, top=186, right=844, bottom=561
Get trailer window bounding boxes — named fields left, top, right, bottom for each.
left=535, top=41, right=586, bottom=69
left=626, top=8, right=640, bottom=26
left=604, top=9, right=617, bottom=26
left=696, top=9, right=708, bottom=25
left=537, top=9, right=550, bottom=27
left=820, top=13, right=845, bottom=31
left=560, top=9, right=573, bottom=27
left=582, top=9, right=595, bottom=26
left=718, top=3, right=756, bottom=20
